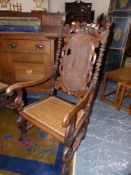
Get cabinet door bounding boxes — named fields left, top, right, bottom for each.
left=6, top=52, right=54, bottom=90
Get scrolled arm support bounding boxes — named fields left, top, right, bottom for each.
left=6, top=72, right=53, bottom=111
left=6, top=72, right=53, bottom=95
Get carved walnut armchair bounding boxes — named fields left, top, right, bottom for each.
left=6, top=20, right=111, bottom=175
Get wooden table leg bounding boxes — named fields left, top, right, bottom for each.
left=114, top=82, right=122, bottom=106
left=116, top=84, right=126, bottom=111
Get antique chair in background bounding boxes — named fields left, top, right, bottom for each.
left=6, top=20, right=110, bottom=175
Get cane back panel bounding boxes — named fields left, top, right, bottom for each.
left=55, top=33, right=96, bottom=97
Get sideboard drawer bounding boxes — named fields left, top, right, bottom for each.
left=3, top=39, right=51, bottom=54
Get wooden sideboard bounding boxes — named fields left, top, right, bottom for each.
left=0, top=12, right=65, bottom=91
left=0, top=32, right=57, bottom=91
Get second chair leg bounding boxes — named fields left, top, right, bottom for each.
left=100, top=75, right=108, bottom=101
left=62, top=146, right=72, bottom=175
left=116, top=84, right=126, bottom=111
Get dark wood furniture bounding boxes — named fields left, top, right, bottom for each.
left=6, top=20, right=110, bottom=175
left=101, top=67, right=131, bottom=113
left=65, top=0, right=94, bottom=24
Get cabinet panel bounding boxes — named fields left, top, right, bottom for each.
left=0, top=54, right=14, bottom=83
left=14, top=62, right=45, bottom=82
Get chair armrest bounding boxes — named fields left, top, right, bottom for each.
left=6, top=72, right=53, bottom=96
left=62, top=88, right=94, bottom=127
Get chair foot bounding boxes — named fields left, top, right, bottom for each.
left=17, top=115, right=27, bottom=140
left=62, top=147, right=72, bottom=175
left=61, top=126, right=86, bottom=175
left=61, top=162, right=69, bottom=175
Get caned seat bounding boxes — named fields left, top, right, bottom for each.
left=22, top=96, right=84, bottom=142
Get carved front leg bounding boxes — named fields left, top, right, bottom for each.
left=17, top=115, right=27, bottom=141
left=62, top=146, right=73, bottom=175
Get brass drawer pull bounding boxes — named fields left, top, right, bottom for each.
left=8, top=43, right=17, bottom=49
left=36, top=44, right=44, bottom=49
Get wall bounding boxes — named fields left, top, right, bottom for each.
left=12, top=0, right=110, bottom=21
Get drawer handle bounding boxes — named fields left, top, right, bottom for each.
left=36, top=44, right=44, bottom=49
left=8, top=43, right=17, bottom=49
